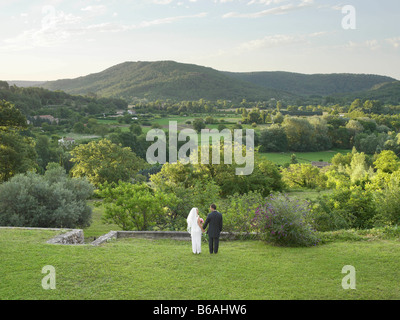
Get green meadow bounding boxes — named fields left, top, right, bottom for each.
left=259, top=149, right=351, bottom=166
left=1, top=226, right=399, bottom=300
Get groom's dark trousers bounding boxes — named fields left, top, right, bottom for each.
left=203, top=210, right=223, bottom=254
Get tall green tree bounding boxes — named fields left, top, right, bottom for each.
left=373, top=150, right=400, bottom=174
left=192, top=118, right=206, bottom=133
left=150, top=161, right=221, bottom=229
left=282, top=117, right=316, bottom=152
left=192, top=145, right=282, bottom=197
left=259, top=125, right=288, bottom=152
left=70, top=139, right=147, bottom=187
left=0, top=100, right=36, bottom=182
left=281, top=164, right=326, bottom=189
left=35, top=135, right=58, bottom=172
left=98, top=181, right=177, bottom=231
left=0, top=100, right=27, bottom=132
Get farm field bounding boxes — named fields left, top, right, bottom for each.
left=259, top=149, right=351, bottom=166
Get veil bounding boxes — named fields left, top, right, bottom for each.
left=187, top=207, right=199, bottom=234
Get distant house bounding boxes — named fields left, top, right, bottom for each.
left=58, top=137, right=75, bottom=147
left=311, top=161, right=332, bottom=169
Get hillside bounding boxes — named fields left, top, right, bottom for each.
left=41, top=61, right=294, bottom=102
left=0, top=82, right=128, bottom=116
left=332, top=81, right=400, bottom=105
left=223, top=71, right=397, bottom=96
left=38, top=61, right=398, bottom=104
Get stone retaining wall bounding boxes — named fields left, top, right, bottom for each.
left=1, top=227, right=256, bottom=246
left=47, top=229, right=84, bottom=245
left=91, top=231, right=118, bottom=246
left=90, top=231, right=257, bottom=246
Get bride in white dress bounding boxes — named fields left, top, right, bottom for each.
left=187, top=208, right=203, bottom=254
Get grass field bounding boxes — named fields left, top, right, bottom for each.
left=0, top=227, right=399, bottom=300
left=259, top=149, right=351, bottom=166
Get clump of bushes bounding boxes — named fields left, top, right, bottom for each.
left=252, top=193, right=320, bottom=247
left=310, top=184, right=400, bottom=232
left=217, top=191, right=264, bottom=235
left=309, top=187, right=376, bottom=231
left=0, top=163, right=94, bottom=228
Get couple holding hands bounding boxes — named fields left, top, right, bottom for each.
left=186, top=204, right=223, bottom=255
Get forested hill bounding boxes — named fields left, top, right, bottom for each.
left=223, top=71, right=397, bottom=96
left=41, top=61, right=294, bottom=102
left=332, top=81, right=400, bottom=105
left=37, top=60, right=398, bottom=104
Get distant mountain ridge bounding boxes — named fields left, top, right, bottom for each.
left=7, top=81, right=46, bottom=88
left=223, top=71, right=396, bottom=96
left=38, top=61, right=398, bottom=103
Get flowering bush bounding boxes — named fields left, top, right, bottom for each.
left=253, top=193, right=320, bottom=247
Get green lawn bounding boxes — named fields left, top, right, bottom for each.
left=0, top=226, right=399, bottom=300
left=83, top=201, right=121, bottom=242
left=259, top=149, right=351, bottom=166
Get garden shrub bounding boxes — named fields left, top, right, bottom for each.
left=253, top=193, right=320, bottom=247
left=373, top=182, right=400, bottom=227
left=217, top=191, right=264, bottom=234
left=311, top=186, right=376, bottom=231
left=0, top=163, right=94, bottom=228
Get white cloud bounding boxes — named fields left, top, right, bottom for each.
left=152, top=0, right=174, bottom=4
left=81, top=5, right=107, bottom=15
left=238, top=31, right=325, bottom=51
left=223, top=0, right=314, bottom=18
left=247, top=0, right=286, bottom=5
left=239, top=34, right=302, bottom=50
left=345, top=39, right=381, bottom=51
left=85, top=12, right=208, bottom=33
left=2, top=8, right=82, bottom=51
left=1, top=2, right=208, bottom=52
left=137, top=12, right=207, bottom=28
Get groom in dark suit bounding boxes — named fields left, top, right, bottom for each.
left=201, top=204, right=223, bottom=254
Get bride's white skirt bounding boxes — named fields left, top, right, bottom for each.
left=191, top=231, right=202, bottom=254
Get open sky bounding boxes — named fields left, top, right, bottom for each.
left=1, top=0, right=399, bottom=81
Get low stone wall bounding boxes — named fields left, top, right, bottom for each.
left=117, top=231, right=190, bottom=240
left=90, top=231, right=257, bottom=246
left=1, top=226, right=256, bottom=246
left=91, top=231, right=118, bottom=246
left=47, top=229, right=84, bottom=245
